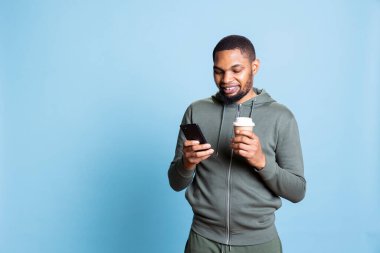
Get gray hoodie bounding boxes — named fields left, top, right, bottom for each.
left=168, top=88, right=306, bottom=246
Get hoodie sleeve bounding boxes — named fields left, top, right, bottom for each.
left=168, top=106, right=196, bottom=191
left=256, top=113, right=306, bottom=203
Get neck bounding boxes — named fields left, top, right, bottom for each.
left=236, top=88, right=256, bottom=104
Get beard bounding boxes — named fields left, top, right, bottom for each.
left=218, top=74, right=253, bottom=105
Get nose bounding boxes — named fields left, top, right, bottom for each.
left=222, top=71, right=233, bottom=84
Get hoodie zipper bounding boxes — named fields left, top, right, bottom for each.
left=225, top=104, right=242, bottom=245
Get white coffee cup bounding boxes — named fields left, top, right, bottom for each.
left=233, top=117, right=255, bottom=132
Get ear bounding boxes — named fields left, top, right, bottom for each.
left=251, top=59, right=260, bottom=75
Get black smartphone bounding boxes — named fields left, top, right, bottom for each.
left=180, top=123, right=207, bottom=144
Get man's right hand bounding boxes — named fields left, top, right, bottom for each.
left=182, top=140, right=214, bottom=170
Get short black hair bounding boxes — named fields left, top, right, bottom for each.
left=212, top=35, right=256, bottom=62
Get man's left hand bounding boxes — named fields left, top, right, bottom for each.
left=231, top=130, right=266, bottom=170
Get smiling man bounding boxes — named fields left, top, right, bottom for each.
left=212, top=38, right=258, bottom=105
left=168, top=35, right=306, bottom=253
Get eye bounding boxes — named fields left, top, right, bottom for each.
left=232, top=69, right=242, bottom=74
left=214, top=69, right=223, bottom=75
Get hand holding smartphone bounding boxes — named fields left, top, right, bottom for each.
left=180, top=124, right=213, bottom=169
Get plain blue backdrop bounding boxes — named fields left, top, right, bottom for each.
left=1, top=1, right=379, bottom=252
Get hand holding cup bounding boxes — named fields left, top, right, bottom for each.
left=231, top=117, right=266, bottom=170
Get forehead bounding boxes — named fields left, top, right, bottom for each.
left=213, top=49, right=251, bottom=67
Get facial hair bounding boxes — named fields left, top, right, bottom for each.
left=218, top=72, right=253, bottom=105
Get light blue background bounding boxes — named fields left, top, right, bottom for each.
left=1, top=1, right=379, bottom=252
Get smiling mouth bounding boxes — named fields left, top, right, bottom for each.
left=222, top=85, right=240, bottom=95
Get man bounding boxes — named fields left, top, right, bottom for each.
left=168, top=35, right=306, bottom=253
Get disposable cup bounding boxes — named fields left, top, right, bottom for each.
left=233, top=117, right=255, bottom=133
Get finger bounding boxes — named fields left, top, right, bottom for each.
left=235, top=130, right=255, bottom=138
left=184, top=147, right=214, bottom=158
left=184, top=140, right=200, bottom=147
left=231, top=143, right=257, bottom=152
left=232, top=136, right=255, bottom=145
left=183, top=141, right=202, bottom=153
left=234, top=149, right=253, bottom=158
left=184, top=144, right=211, bottom=153
left=193, top=148, right=214, bottom=158
left=192, top=143, right=212, bottom=152
left=188, top=152, right=214, bottom=164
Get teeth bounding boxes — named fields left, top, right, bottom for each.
left=222, top=86, right=239, bottom=94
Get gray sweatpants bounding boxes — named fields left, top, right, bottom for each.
left=185, top=230, right=282, bottom=253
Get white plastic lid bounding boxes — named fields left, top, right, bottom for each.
left=233, top=117, right=255, bottom=127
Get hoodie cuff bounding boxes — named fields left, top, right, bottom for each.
left=256, top=158, right=277, bottom=180
left=175, top=157, right=196, bottom=178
